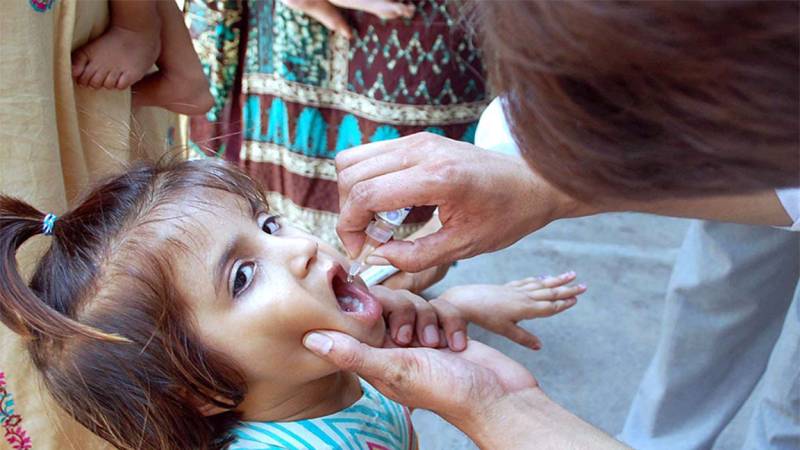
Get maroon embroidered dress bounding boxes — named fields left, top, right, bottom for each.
left=186, top=0, right=486, bottom=248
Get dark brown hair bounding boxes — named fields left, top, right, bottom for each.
left=0, top=159, right=269, bottom=449
left=473, top=0, right=799, bottom=200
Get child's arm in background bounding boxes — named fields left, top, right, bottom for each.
left=432, top=272, right=586, bottom=350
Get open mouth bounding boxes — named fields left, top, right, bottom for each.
left=329, top=265, right=382, bottom=322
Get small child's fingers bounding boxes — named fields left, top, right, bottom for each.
left=331, top=0, right=414, bottom=20
left=529, top=283, right=586, bottom=301
left=505, top=278, right=536, bottom=288
left=382, top=2, right=415, bottom=19
left=284, top=0, right=352, bottom=38
left=501, top=323, right=542, bottom=351
left=429, top=298, right=468, bottom=352
left=510, top=272, right=576, bottom=290
left=523, top=297, right=578, bottom=318
left=531, top=272, right=577, bottom=289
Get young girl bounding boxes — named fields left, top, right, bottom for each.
left=0, top=159, right=584, bottom=449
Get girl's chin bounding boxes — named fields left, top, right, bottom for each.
left=344, top=319, right=386, bottom=348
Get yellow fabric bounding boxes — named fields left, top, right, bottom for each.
left=0, top=0, right=176, bottom=448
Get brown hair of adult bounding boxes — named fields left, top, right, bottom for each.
left=473, top=0, right=799, bottom=201
left=0, top=159, right=270, bottom=449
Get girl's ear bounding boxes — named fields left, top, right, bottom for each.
left=196, top=401, right=231, bottom=417
left=180, top=388, right=234, bottom=416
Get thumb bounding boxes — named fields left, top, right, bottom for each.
left=303, top=330, right=399, bottom=380
left=373, top=229, right=463, bottom=273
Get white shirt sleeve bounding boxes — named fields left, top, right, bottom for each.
left=474, top=97, right=521, bottom=157
left=776, top=188, right=800, bottom=231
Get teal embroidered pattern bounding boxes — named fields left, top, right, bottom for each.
left=272, top=2, right=330, bottom=86
left=185, top=0, right=242, bottom=121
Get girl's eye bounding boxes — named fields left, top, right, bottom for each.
left=258, top=213, right=281, bottom=235
left=231, top=262, right=255, bottom=297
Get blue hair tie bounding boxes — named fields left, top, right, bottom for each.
left=42, top=213, right=57, bottom=236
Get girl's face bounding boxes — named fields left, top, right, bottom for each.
left=169, top=190, right=385, bottom=387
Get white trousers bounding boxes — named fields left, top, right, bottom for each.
left=620, top=221, right=799, bottom=449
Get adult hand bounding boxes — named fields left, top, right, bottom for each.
left=336, top=132, right=586, bottom=272
left=280, top=0, right=415, bottom=39
left=302, top=330, right=629, bottom=449
left=302, top=331, right=537, bottom=425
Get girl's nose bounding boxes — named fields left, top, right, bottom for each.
left=281, top=237, right=318, bottom=278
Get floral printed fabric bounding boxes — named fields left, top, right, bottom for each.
left=1, top=372, right=32, bottom=450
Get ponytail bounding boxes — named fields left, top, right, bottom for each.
left=0, top=195, right=128, bottom=342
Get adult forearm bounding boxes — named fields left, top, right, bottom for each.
left=607, top=190, right=792, bottom=227
left=450, top=388, right=628, bottom=450
left=562, top=188, right=791, bottom=227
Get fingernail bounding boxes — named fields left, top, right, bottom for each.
left=423, top=325, right=439, bottom=346
left=303, top=332, right=333, bottom=355
left=451, top=331, right=466, bottom=351
left=562, top=271, right=576, bottom=278
left=366, top=255, right=390, bottom=266
left=577, top=283, right=587, bottom=289
left=398, top=324, right=413, bottom=344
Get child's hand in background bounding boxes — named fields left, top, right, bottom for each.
left=370, top=285, right=467, bottom=352
left=435, top=272, right=586, bottom=351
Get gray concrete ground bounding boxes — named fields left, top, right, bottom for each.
left=412, top=213, right=752, bottom=449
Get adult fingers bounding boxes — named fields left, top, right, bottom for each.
left=336, top=166, right=444, bottom=258
left=335, top=135, right=418, bottom=173
left=303, top=331, right=538, bottom=412
left=337, top=148, right=425, bottom=213
left=303, top=331, right=406, bottom=381
left=367, top=227, right=470, bottom=273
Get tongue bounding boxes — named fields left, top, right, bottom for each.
left=337, top=295, right=364, bottom=313
left=333, top=276, right=366, bottom=313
